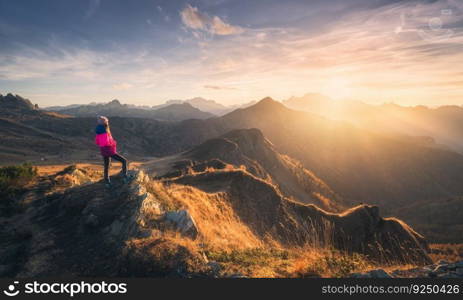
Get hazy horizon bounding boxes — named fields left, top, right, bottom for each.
left=1, top=0, right=462, bottom=107
left=17, top=93, right=462, bottom=110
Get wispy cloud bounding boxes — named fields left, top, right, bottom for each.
left=84, top=0, right=101, bottom=19
left=157, top=5, right=170, bottom=22
left=1, top=0, right=462, bottom=107
left=180, top=4, right=244, bottom=36
left=0, top=48, right=104, bottom=80
left=203, top=84, right=237, bottom=90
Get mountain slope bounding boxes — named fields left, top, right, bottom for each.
left=152, top=102, right=215, bottom=121
left=169, top=169, right=430, bottom=264
left=144, top=128, right=344, bottom=211
left=185, top=97, right=231, bottom=115
left=3, top=94, right=463, bottom=242
left=284, top=94, right=463, bottom=153
left=0, top=164, right=431, bottom=277
left=214, top=99, right=463, bottom=210
left=46, top=99, right=215, bottom=121
left=0, top=93, right=37, bottom=112
left=7, top=95, right=463, bottom=211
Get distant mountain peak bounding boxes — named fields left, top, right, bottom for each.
left=107, top=99, right=122, bottom=106
left=259, top=96, right=277, bottom=103
left=188, top=96, right=210, bottom=102
left=187, top=97, right=224, bottom=106
left=249, top=97, right=286, bottom=111
left=0, top=93, right=37, bottom=111
left=164, top=102, right=195, bottom=108
left=284, top=93, right=332, bottom=106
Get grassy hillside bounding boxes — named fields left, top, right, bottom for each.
left=394, top=197, right=463, bottom=243
left=0, top=163, right=432, bottom=278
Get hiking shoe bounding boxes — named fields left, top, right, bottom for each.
left=122, top=175, right=131, bottom=184
left=122, top=172, right=135, bottom=183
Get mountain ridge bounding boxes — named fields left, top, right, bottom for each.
left=283, top=94, right=463, bottom=153
left=45, top=99, right=215, bottom=121
left=3, top=94, right=463, bottom=242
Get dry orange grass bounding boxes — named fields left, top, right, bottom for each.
left=429, top=244, right=463, bottom=262
left=125, top=231, right=208, bottom=276
left=146, top=180, right=263, bottom=250
left=35, top=162, right=144, bottom=177
left=287, top=247, right=374, bottom=278
left=135, top=171, right=436, bottom=278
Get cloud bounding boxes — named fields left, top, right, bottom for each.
left=112, top=83, right=134, bottom=90
left=180, top=4, right=209, bottom=30
left=2, top=0, right=463, bottom=107
left=157, top=5, right=170, bottom=22
left=180, top=4, right=243, bottom=36
left=0, top=48, right=105, bottom=80
left=203, top=84, right=237, bottom=90
left=84, top=0, right=101, bottom=19
left=211, top=16, right=243, bottom=35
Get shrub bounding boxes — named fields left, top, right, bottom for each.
left=291, top=250, right=372, bottom=278
left=323, top=252, right=370, bottom=277
left=0, top=163, right=37, bottom=213
left=123, top=236, right=208, bottom=277
left=205, top=248, right=290, bottom=267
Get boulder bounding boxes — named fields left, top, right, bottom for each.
left=84, top=213, right=99, bottom=227
left=433, top=264, right=449, bottom=273
left=165, top=210, right=198, bottom=238
left=207, top=261, right=222, bottom=276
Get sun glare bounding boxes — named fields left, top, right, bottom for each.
left=321, top=78, right=353, bottom=101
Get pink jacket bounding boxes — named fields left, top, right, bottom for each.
left=95, top=125, right=117, bottom=157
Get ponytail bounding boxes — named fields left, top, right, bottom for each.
left=105, top=123, right=111, bottom=136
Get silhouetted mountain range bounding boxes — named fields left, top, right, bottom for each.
left=46, top=99, right=214, bottom=121
left=162, top=97, right=231, bottom=115
left=46, top=97, right=258, bottom=117
left=2, top=94, right=463, bottom=242
left=284, top=93, right=463, bottom=153
left=0, top=93, right=38, bottom=112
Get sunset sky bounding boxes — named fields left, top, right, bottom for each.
left=0, top=0, right=462, bottom=107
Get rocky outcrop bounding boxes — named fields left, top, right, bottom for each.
left=350, top=260, right=463, bottom=278
left=351, top=269, right=393, bottom=278
left=53, top=165, right=94, bottom=187
left=0, top=168, right=205, bottom=277
left=164, top=210, right=198, bottom=239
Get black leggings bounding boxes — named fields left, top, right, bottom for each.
left=103, top=153, right=127, bottom=183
